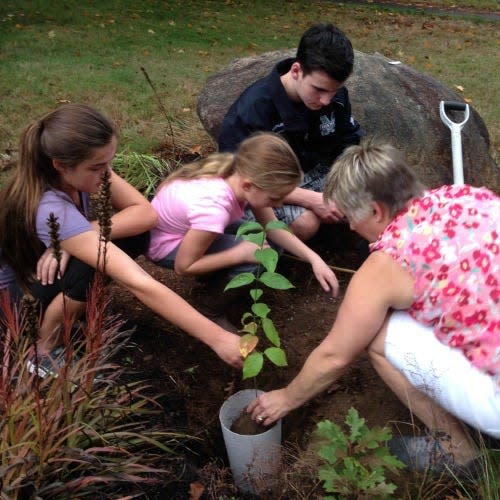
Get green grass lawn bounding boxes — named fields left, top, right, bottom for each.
left=1, top=0, right=498, bottom=160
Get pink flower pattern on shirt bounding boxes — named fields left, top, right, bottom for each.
left=371, top=185, right=499, bottom=385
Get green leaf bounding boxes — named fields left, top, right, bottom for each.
left=242, top=352, right=263, bottom=379
left=262, top=317, right=279, bottom=346
left=224, top=272, right=255, bottom=290
left=242, top=231, right=265, bottom=246
left=346, top=407, right=366, bottom=442
left=241, top=311, right=253, bottom=322
left=370, top=482, right=398, bottom=496
left=264, top=347, right=287, bottom=367
left=318, top=466, right=343, bottom=493
left=358, top=426, right=392, bottom=449
left=381, top=449, right=406, bottom=470
left=259, top=271, right=294, bottom=290
left=315, top=420, right=348, bottom=457
left=240, top=313, right=258, bottom=334
left=249, top=288, right=263, bottom=301
left=254, top=247, right=278, bottom=272
left=251, top=302, right=270, bottom=318
left=235, top=221, right=264, bottom=237
left=265, top=220, right=290, bottom=232
left=241, top=322, right=258, bottom=334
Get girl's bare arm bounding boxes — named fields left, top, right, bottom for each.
left=173, top=228, right=259, bottom=276
left=89, top=170, right=158, bottom=239
left=61, top=230, right=243, bottom=368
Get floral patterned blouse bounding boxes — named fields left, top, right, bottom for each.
left=371, top=185, right=499, bottom=385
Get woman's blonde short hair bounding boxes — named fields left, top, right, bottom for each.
left=323, top=142, right=425, bottom=222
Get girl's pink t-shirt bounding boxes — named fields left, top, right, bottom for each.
left=371, top=185, right=499, bottom=384
left=147, top=177, right=245, bottom=261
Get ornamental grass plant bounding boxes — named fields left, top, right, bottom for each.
left=0, top=284, right=192, bottom=497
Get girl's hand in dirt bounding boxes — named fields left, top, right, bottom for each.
left=310, top=256, right=339, bottom=297
left=211, top=331, right=243, bottom=369
left=36, top=247, right=71, bottom=285
left=246, top=388, right=294, bottom=426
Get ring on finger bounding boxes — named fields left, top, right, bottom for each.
left=257, top=415, right=264, bottom=423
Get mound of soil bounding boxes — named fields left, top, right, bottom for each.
left=109, top=227, right=417, bottom=497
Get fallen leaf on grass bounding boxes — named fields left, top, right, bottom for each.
left=454, top=85, right=464, bottom=92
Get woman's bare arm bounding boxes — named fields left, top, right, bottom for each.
left=247, top=252, right=414, bottom=424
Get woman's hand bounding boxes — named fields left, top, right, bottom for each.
left=36, top=247, right=71, bottom=285
left=211, top=330, right=244, bottom=369
left=310, top=256, right=339, bottom=297
left=246, top=389, right=294, bottom=426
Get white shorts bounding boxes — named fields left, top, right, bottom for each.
left=385, top=311, right=500, bottom=439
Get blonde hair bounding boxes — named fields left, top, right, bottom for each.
left=158, top=132, right=303, bottom=192
left=324, top=142, right=425, bottom=222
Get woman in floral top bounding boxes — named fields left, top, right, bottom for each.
left=247, top=142, right=499, bottom=473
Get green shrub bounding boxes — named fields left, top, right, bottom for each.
left=314, top=407, right=405, bottom=499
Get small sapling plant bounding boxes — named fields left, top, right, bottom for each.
left=314, top=407, right=405, bottom=499
left=224, top=220, right=293, bottom=380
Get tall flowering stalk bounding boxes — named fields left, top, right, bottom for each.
left=47, top=212, right=62, bottom=266
left=94, top=168, right=113, bottom=271
left=82, top=168, right=113, bottom=382
left=47, top=211, right=72, bottom=351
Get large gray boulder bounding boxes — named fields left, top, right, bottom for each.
left=197, top=49, right=499, bottom=192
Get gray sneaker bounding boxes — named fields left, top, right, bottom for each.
left=27, top=346, right=67, bottom=379
left=388, top=434, right=455, bottom=473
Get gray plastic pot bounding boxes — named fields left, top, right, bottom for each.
left=219, top=389, right=282, bottom=494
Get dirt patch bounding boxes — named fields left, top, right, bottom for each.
left=108, top=227, right=418, bottom=497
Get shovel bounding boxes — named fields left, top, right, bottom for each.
left=439, top=101, right=470, bottom=185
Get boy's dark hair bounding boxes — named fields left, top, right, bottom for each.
left=296, top=23, right=354, bottom=83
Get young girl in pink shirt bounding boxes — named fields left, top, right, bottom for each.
left=147, top=133, right=339, bottom=301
